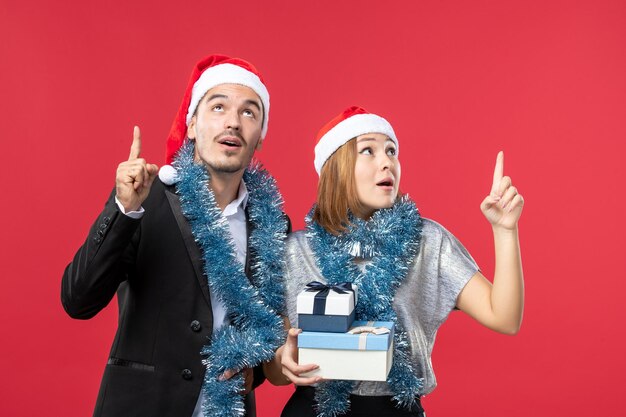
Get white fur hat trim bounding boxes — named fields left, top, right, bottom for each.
left=186, top=63, right=270, bottom=139
left=314, top=113, right=398, bottom=175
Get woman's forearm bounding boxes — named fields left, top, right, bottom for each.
left=489, top=226, right=524, bottom=334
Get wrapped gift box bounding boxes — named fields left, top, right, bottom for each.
left=297, top=282, right=358, bottom=333
left=298, top=320, right=394, bottom=381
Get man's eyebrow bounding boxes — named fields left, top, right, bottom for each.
left=204, top=95, right=261, bottom=111
left=244, top=99, right=262, bottom=111
left=205, top=94, right=228, bottom=102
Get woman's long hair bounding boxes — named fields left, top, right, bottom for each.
left=312, top=138, right=367, bottom=235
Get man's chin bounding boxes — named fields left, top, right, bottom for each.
left=206, top=161, right=247, bottom=175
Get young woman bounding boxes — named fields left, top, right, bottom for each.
left=267, top=106, right=524, bottom=417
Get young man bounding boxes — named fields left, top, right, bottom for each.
left=62, top=55, right=289, bottom=417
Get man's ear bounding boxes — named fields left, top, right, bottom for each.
left=187, top=116, right=197, bottom=140
left=255, top=138, right=263, bottom=151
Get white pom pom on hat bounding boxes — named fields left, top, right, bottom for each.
left=314, top=106, right=398, bottom=176
left=158, top=54, right=270, bottom=185
left=158, top=164, right=179, bottom=185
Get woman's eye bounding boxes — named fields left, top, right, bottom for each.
left=212, top=105, right=223, bottom=112
left=386, top=147, right=397, bottom=156
left=359, top=147, right=373, bottom=155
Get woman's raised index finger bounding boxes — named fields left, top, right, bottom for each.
left=491, top=151, right=504, bottom=192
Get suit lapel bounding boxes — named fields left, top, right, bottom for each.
left=164, top=187, right=212, bottom=312
left=244, top=206, right=253, bottom=280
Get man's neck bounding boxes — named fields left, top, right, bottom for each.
left=208, top=170, right=244, bottom=212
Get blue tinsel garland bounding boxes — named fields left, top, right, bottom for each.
left=306, top=197, right=424, bottom=416
left=173, top=141, right=287, bottom=417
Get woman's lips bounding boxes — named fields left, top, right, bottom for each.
left=376, top=178, right=394, bottom=187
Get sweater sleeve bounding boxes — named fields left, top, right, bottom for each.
left=415, top=220, right=479, bottom=335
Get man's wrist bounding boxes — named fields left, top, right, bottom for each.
left=114, top=196, right=145, bottom=219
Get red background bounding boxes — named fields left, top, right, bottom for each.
left=1, top=1, right=625, bottom=416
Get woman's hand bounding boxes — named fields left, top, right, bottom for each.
left=280, top=328, right=321, bottom=385
left=219, top=368, right=254, bottom=394
left=457, top=151, right=525, bottom=335
left=480, top=151, right=524, bottom=230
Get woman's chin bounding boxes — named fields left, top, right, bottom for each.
left=360, top=201, right=396, bottom=218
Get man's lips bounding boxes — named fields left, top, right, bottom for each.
left=217, top=136, right=242, bottom=147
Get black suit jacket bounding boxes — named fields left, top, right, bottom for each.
left=62, top=179, right=287, bottom=417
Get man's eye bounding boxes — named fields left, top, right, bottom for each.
left=212, top=105, right=223, bottom=112
left=243, top=109, right=255, bottom=118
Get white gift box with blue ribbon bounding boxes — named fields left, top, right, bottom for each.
left=298, top=320, right=394, bottom=381
left=297, top=282, right=358, bottom=333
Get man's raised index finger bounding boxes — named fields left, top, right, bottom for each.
left=129, top=125, right=142, bottom=160
left=492, top=151, right=504, bottom=192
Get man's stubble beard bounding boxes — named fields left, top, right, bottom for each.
left=194, top=130, right=260, bottom=176
left=203, top=151, right=253, bottom=175
left=205, top=160, right=246, bottom=174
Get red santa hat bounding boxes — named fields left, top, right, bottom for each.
left=159, top=54, right=270, bottom=185
left=314, top=106, right=398, bottom=175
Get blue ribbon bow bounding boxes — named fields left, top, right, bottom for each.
left=305, top=281, right=354, bottom=315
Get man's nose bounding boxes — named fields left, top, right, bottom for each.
left=224, top=109, right=241, bottom=130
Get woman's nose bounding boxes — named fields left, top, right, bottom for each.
left=380, top=154, right=393, bottom=171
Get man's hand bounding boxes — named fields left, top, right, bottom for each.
left=480, top=151, right=524, bottom=230
left=220, top=368, right=254, bottom=394
left=115, top=126, right=159, bottom=212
